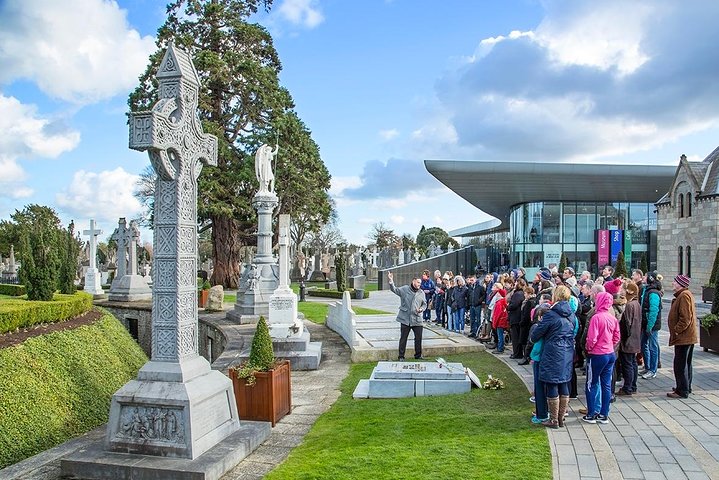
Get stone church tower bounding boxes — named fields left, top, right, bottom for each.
left=656, top=147, right=719, bottom=297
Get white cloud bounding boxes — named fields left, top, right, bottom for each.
left=0, top=94, right=80, bottom=198
left=55, top=168, right=143, bottom=223
left=390, top=215, right=405, bottom=225
left=0, top=0, right=156, bottom=104
left=416, top=0, right=719, bottom=163
left=329, top=175, right=361, bottom=196
left=277, top=0, right=324, bottom=29
left=379, top=128, right=399, bottom=141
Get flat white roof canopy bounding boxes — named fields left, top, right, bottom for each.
left=424, top=160, right=675, bottom=235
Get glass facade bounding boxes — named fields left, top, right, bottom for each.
left=509, top=201, right=656, bottom=274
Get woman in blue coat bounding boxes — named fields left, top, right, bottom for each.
left=530, top=285, right=577, bottom=428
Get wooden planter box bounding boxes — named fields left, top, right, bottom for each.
left=229, top=360, right=291, bottom=427
left=198, top=289, right=209, bottom=308
left=702, top=286, right=715, bottom=303
left=700, top=324, right=719, bottom=353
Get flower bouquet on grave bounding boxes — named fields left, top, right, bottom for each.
left=482, top=375, right=505, bottom=390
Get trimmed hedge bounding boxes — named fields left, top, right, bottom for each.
left=0, top=292, right=93, bottom=334
left=307, top=288, right=370, bottom=299
left=0, top=284, right=26, bottom=297
left=0, top=310, right=148, bottom=468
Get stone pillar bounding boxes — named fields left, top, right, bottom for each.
left=268, top=214, right=303, bottom=338
left=83, top=219, right=104, bottom=296
left=106, top=43, right=238, bottom=460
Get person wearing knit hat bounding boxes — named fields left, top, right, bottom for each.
left=617, top=281, right=642, bottom=396
left=539, top=268, right=552, bottom=282
left=667, top=275, right=698, bottom=399
left=604, top=278, right=623, bottom=296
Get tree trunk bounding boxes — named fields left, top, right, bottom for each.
left=211, top=214, right=241, bottom=289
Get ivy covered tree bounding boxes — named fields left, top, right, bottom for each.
left=130, top=0, right=331, bottom=288
left=335, top=252, right=346, bottom=292
left=416, top=226, right=451, bottom=255
left=15, top=205, right=64, bottom=301
left=614, top=251, right=628, bottom=278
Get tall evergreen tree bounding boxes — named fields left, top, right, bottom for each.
left=130, top=0, right=331, bottom=288
left=639, top=252, right=649, bottom=274
left=614, top=251, right=628, bottom=278
left=558, top=252, right=568, bottom=273
left=15, top=205, right=63, bottom=301
left=58, top=221, right=81, bottom=294
left=708, top=248, right=719, bottom=286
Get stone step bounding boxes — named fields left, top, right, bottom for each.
left=352, top=379, right=370, bottom=399
left=272, top=331, right=311, bottom=352
left=276, top=342, right=322, bottom=371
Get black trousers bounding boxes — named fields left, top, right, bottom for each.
left=673, top=344, right=694, bottom=397
left=399, top=324, right=424, bottom=359
left=510, top=324, right=522, bottom=357
left=619, top=351, right=638, bottom=393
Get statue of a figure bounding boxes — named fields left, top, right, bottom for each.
left=255, top=143, right=278, bottom=193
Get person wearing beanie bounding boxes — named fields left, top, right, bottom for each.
left=604, top=278, right=623, bottom=296
left=617, top=282, right=642, bottom=396
left=640, top=271, right=663, bottom=379
left=667, top=275, right=698, bottom=399
left=387, top=272, right=426, bottom=360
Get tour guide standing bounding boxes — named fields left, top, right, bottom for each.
left=667, top=275, right=698, bottom=399
left=388, top=272, right=427, bottom=360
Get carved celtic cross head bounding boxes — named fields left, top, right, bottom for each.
left=129, top=42, right=217, bottom=182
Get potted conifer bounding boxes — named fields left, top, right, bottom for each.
left=229, top=316, right=291, bottom=426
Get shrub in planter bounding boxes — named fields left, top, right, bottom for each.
left=229, top=316, right=291, bottom=426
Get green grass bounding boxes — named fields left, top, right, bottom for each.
left=298, top=302, right=390, bottom=324
left=266, top=352, right=551, bottom=480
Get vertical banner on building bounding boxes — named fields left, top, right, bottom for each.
left=597, top=230, right=610, bottom=268
left=623, top=233, right=632, bottom=267
left=610, top=229, right=623, bottom=265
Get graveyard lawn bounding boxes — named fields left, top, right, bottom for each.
left=297, top=302, right=389, bottom=324
left=265, top=352, right=551, bottom=480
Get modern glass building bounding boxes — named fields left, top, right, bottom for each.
left=425, top=160, right=675, bottom=275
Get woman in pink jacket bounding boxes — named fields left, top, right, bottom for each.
left=583, top=292, right=621, bottom=424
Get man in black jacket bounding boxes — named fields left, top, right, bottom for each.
left=467, top=275, right=485, bottom=338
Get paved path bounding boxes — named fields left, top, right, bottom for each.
left=494, top=302, right=719, bottom=480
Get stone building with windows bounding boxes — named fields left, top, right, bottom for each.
left=656, top=147, right=719, bottom=297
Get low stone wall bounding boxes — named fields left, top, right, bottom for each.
left=326, top=291, right=358, bottom=347
left=98, top=300, right=230, bottom=364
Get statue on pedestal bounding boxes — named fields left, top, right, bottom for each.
left=255, top=144, right=278, bottom=194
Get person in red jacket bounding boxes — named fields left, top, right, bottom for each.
left=491, top=284, right=509, bottom=354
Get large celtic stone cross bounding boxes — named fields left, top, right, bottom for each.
left=129, top=43, right=217, bottom=363
left=110, top=218, right=131, bottom=279
left=83, top=219, right=102, bottom=270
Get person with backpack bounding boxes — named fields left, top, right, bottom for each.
left=467, top=275, right=486, bottom=338
left=640, top=271, right=663, bottom=379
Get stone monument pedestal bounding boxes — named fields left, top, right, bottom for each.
left=108, top=274, right=152, bottom=302
left=84, top=267, right=105, bottom=297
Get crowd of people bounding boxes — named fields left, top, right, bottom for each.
left=387, top=264, right=699, bottom=427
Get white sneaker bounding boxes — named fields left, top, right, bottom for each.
left=641, top=371, right=656, bottom=379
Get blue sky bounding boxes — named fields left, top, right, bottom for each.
left=1, top=0, right=719, bottom=247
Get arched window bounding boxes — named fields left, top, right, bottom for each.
left=678, top=246, right=683, bottom=274
left=679, top=193, right=684, bottom=218
left=687, top=246, right=691, bottom=277
left=687, top=193, right=692, bottom=217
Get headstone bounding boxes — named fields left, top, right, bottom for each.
left=267, top=214, right=303, bottom=339
left=397, top=248, right=405, bottom=265
left=413, top=250, right=420, bottom=263
left=108, top=218, right=151, bottom=301
left=353, top=361, right=472, bottom=399
left=206, top=285, right=224, bottom=311
left=83, top=219, right=104, bottom=296
left=107, top=43, right=239, bottom=459
left=447, top=243, right=454, bottom=253
left=370, top=247, right=378, bottom=268
left=349, top=274, right=366, bottom=290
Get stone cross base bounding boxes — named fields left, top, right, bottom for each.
left=108, top=275, right=152, bottom=302
left=62, top=421, right=269, bottom=480
left=268, top=289, right=304, bottom=339
left=84, top=268, right=104, bottom=296
left=105, top=357, right=239, bottom=459
left=227, top=263, right=279, bottom=321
